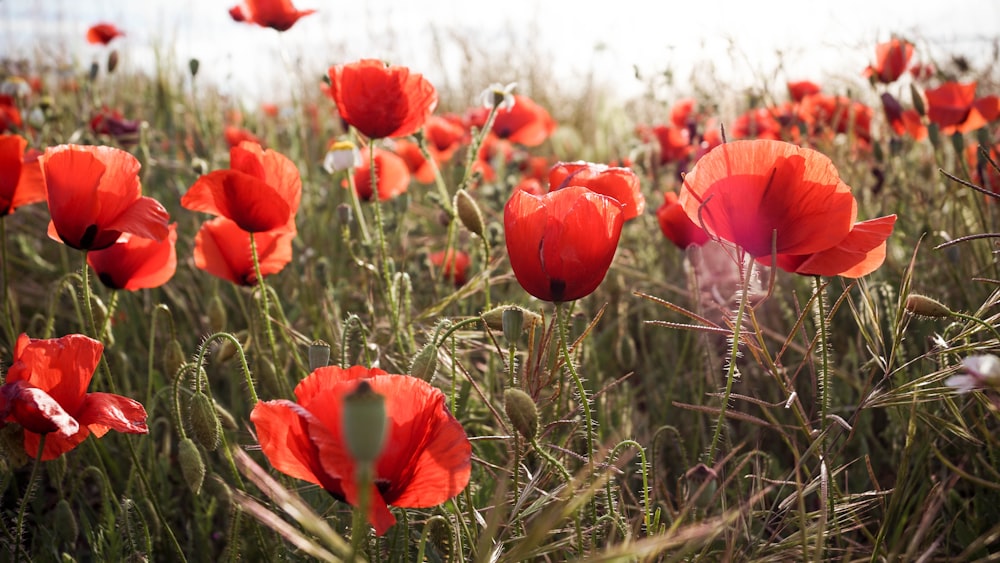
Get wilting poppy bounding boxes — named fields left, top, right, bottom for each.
left=40, top=144, right=170, bottom=251
left=0, top=95, right=21, bottom=133
left=679, top=139, right=894, bottom=277
left=86, top=23, right=125, bottom=45
left=90, top=107, right=141, bottom=143
left=656, top=191, right=709, bottom=249
left=864, top=38, right=913, bottom=84
left=193, top=217, right=294, bottom=286
left=182, top=141, right=301, bottom=233
left=347, top=147, right=411, bottom=201
left=1, top=134, right=46, bottom=216
left=251, top=365, right=471, bottom=536
left=328, top=59, right=437, bottom=140
left=228, top=0, right=316, bottom=31
left=87, top=223, right=177, bottom=290
left=547, top=161, right=645, bottom=220
left=504, top=185, right=624, bottom=302
left=430, top=249, right=471, bottom=287
left=0, top=333, right=147, bottom=460
left=488, top=94, right=556, bottom=147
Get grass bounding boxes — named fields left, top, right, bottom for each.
left=1, top=24, right=1000, bottom=562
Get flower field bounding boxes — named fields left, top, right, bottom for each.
left=2, top=2, right=1000, bottom=561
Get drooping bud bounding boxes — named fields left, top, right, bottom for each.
left=905, top=294, right=953, bottom=318
left=342, top=381, right=388, bottom=465
left=178, top=437, right=206, bottom=494
left=309, top=340, right=331, bottom=371
left=53, top=499, right=79, bottom=547
left=454, top=189, right=485, bottom=237
left=120, top=497, right=151, bottom=558
left=503, top=388, right=538, bottom=440
left=207, top=295, right=227, bottom=333
left=409, top=342, right=439, bottom=382
left=188, top=391, right=221, bottom=451
left=164, top=340, right=185, bottom=380
left=257, top=357, right=281, bottom=398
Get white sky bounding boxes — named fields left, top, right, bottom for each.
left=3, top=0, right=998, bottom=105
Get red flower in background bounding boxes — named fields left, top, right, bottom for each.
left=87, top=224, right=177, bottom=290
left=430, top=250, right=471, bottom=287
left=731, top=108, right=783, bottom=140
left=193, top=217, right=294, bottom=286
left=969, top=142, right=1000, bottom=193
left=423, top=115, right=467, bottom=162
left=228, top=0, right=316, bottom=31
left=328, top=59, right=438, bottom=139
left=0, top=334, right=147, bottom=461
left=182, top=141, right=301, bottom=233
left=393, top=139, right=436, bottom=184
left=86, top=23, right=125, bottom=45
left=925, top=82, right=999, bottom=134
left=348, top=147, right=411, bottom=201
left=40, top=144, right=170, bottom=251
left=864, top=38, right=913, bottom=84
left=504, top=185, right=624, bottom=302
left=0, top=134, right=46, bottom=216
left=678, top=140, right=894, bottom=277
left=547, top=161, right=645, bottom=220
left=1, top=95, right=22, bottom=133
left=224, top=125, right=262, bottom=148
left=640, top=124, right=694, bottom=164
left=656, top=191, right=709, bottom=249
left=90, top=107, right=141, bottom=143
left=880, top=93, right=927, bottom=140
left=489, top=94, right=557, bottom=146
left=251, top=366, right=471, bottom=536
left=787, top=80, right=822, bottom=102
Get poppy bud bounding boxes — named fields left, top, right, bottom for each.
left=503, top=388, right=538, bottom=440
left=188, top=58, right=200, bottom=78
left=905, top=294, right=953, bottom=318
left=120, top=498, right=151, bottom=557
left=409, top=342, right=438, bottom=381
left=213, top=336, right=237, bottom=365
left=482, top=304, right=541, bottom=332
left=178, top=437, right=206, bottom=494
left=54, top=499, right=78, bottom=546
left=683, top=463, right=718, bottom=509
left=502, top=307, right=524, bottom=344
left=951, top=132, right=966, bottom=159
left=928, top=123, right=941, bottom=150
left=336, top=203, right=353, bottom=227
left=188, top=391, right=221, bottom=451
left=206, top=475, right=232, bottom=509
left=257, top=357, right=282, bottom=398
left=309, top=340, right=331, bottom=371
left=207, top=295, right=227, bottom=333
left=89, top=61, right=99, bottom=81
left=90, top=294, right=108, bottom=335
left=342, top=381, right=388, bottom=464
left=107, top=50, right=119, bottom=74
left=164, top=340, right=185, bottom=380
left=910, top=83, right=926, bottom=117
left=454, top=189, right=485, bottom=237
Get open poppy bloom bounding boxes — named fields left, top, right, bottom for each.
left=0, top=333, right=148, bottom=461
left=864, top=38, right=913, bottom=84
left=86, top=23, right=125, bottom=45
left=40, top=144, right=170, bottom=251
left=547, top=161, right=645, bottom=220
left=328, top=59, right=438, bottom=140
left=193, top=217, right=294, bottom=286
left=430, top=249, right=471, bottom=287
left=678, top=140, right=894, bottom=278
left=228, top=0, right=316, bottom=31
left=488, top=94, right=556, bottom=147
left=347, top=147, right=411, bottom=201
left=182, top=141, right=301, bottom=233
left=1, top=134, right=46, bottom=216
left=925, top=81, right=998, bottom=134
left=656, top=191, right=709, bottom=250
left=251, top=366, right=471, bottom=536
left=423, top=115, right=467, bottom=162
left=87, top=223, right=177, bottom=290
left=787, top=81, right=822, bottom=103
left=504, top=185, right=624, bottom=302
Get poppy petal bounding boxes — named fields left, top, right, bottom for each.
left=77, top=392, right=148, bottom=436
left=1, top=381, right=80, bottom=436
left=778, top=215, right=897, bottom=277
left=6, top=334, right=102, bottom=416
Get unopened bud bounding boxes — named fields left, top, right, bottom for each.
left=905, top=294, right=953, bottom=318
left=164, top=340, right=185, bottom=380
left=89, top=62, right=99, bottom=81
left=178, top=437, right=205, bottom=494
left=120, top=498, right=151, bottom=557
left=409, top=343, right=439, bottom=382
left=928, top=123, right=941, bottom=150
left=53, top=499, right=78, bottom=546
left=951, top=132, right=966, bottom=158
left=454, top=189, right=485, bottom=237
left=309, top=340, right=331, bottom=371
left=207, top=295, right=227, bottom=333
left=107, top=50, right=119, bottom=74
left=342, top=381, right=387, bottom=464
left=683, top=463, right=719, bottom=509
left=482, top=304, right=541, bottom=332
left=188, top=391, right=221, bottom=451
left=188, top=58, right=200, bottom=78
left=336, top=203, right=353, bottom=226
left=257, top=357, right=281, bottom=398
left=90, top=294, right=108, bottom=334
left=503, top=388, right=538, bottom=440
left=910, top=83, right=925, bottom=117
left=502, top=307, right=524, bottom=344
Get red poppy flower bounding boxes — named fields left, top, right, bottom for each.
left=925, top=82, right=978, bottom=131
left=731, top=108, right=783, bottom=140
left=87, top=223, right=177, bottom=290
left=489, top=94, right=556, bottom=146
left=775, top=216, right=897, bottom=278
left=0, top=95, right=21, bottom=133
left=0, top=334, right=147, bottom=461
left=547, top=161, right=645, bottom=220
left=1, top=134, right=46, bottom=216
left=641, top=124, right=694, bottom=164
left=251, top=366, right=471, bottom=536
left=393, top=139, right=436, bottom=184
left=90, top=107, right=141, bottom=143
left=880, top=93, right=927, bottom=140
left=513, top=177, right=545, bottom=196
left=679, top=140, right=894, bottom=277
left=787, top=81, right=822, bottom=102
left=39, top=144, right=170, bottom=251
left=864, top=38, right=913, bottom=84
left=504, top=185, right=624, bottom=302
left=346, top=147, right=411, bottom=201
left=193, top=217, right=294, bottom=286
left=670, top=98, right=697, bottom=128
left=228, top=0, right=316, bottom=31
left=430, top=250, right=471, bottom=287
left=656, top=191, right=709, bottom=249
left=224, top=125, right=262, bottom=148
left=86, top=23, right=125, bottom=45
left=423, top=115, right=466, bottom=162
left=328, top=59, right=437, bottom=140
left=182, top=141, right=301, bottom=233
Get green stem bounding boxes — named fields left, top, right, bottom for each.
left=194, top=332, right=259, bottom=405
left=80, top=255, right=116, bottom=393
left=814, top=276, right=831, bottom=440
left=555, top=304, right=594, bottom=471
left=350, top=462, right=372, bottom=561
left=365, top=144, right=406, bottom=354
left=0, top=218, right=17, bottom=347
left=249, top=233, right=291, bottom=399
left=13, top=435, right=45, bottom=563
left=608, top=439, right=652, bottom=535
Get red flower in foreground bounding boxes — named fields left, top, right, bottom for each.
left=678, top=140, right=894, bottom=277
left=193, top=217, right=294, bottom=286
left=656, top=191, right=709, bottom=249
left=430, top=250, right=471, bottom=286
left=87, top=223, right=177, bottom=290
left=182, top=141, right=301, bottom=233
left=489, top=94, right=557, bottom=146
left=328, top=59, right=438, bottom=139
left=251, top=366, right=471, bottom=536
left=864, top=38, right=913, bottom=84
left=0, top=334, right=147, bottom=460
left=0, top=134, right=46, bottom=216
left=228, top=0, right=316, bottom=31
left=347, top=147, right=411, bottom=201
left=504, top=185, right=624, bottom=302
left=86, top=23, right=125, bottom=45
left=547, top=161, right=645, bottom=220
left=40, top=144, right=170, bottom=251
